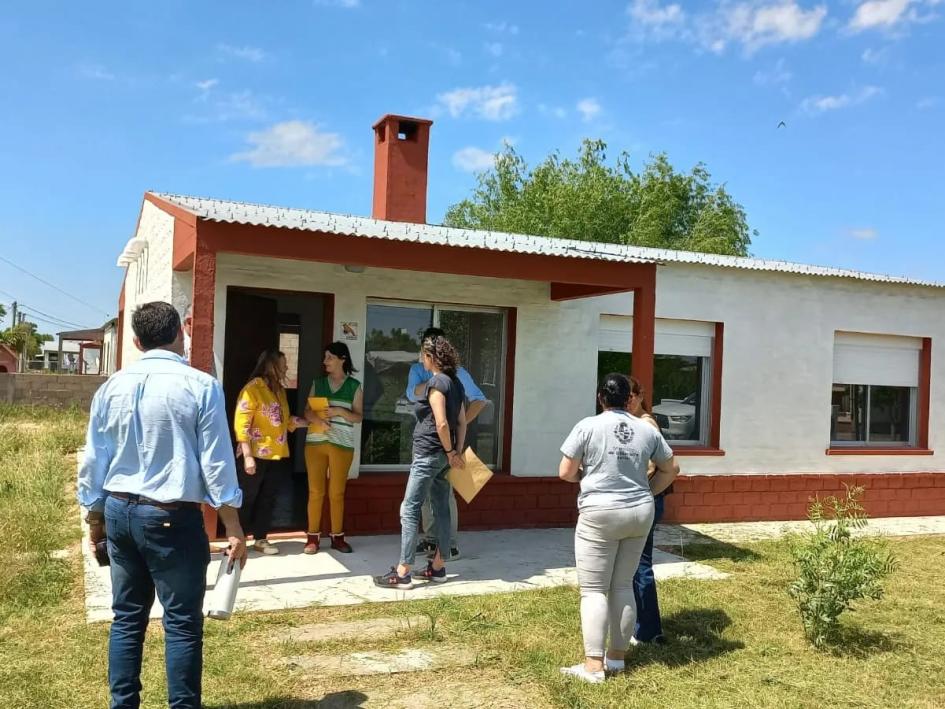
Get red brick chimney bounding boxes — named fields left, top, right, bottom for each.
left=372, top=114, right=433, bottom=224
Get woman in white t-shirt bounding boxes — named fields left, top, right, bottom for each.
left=558, top=372, right=679, bottom=683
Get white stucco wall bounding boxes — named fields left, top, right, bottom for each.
left=214, top=254, right=945, bottom=479
left=583, top=263, right=945, bottom=475
left=119, top=201, right=176, bottom=366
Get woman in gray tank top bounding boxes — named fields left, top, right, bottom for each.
left=558, top=373, right=680, bottom=683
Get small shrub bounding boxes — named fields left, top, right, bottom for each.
left=788, top=485, right=897, bottom=649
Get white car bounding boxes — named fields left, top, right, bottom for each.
left=652, top=392, right=697, bottom=440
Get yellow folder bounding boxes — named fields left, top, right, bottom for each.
left=447, top=448, right=494, bottom=504
left=307, top=397, right=330, bottom=433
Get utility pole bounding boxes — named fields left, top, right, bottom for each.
left=10, top=301, right=16, bottom=329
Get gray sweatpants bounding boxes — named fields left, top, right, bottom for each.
left=574, top=502, right=655, bottom=657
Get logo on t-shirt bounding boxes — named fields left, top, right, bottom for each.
left=613, top=421, right=635, bottom=445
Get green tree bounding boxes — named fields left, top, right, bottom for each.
left=0, top=321, right=52, bottom=360
left=444, top=139, right=755, bottom=256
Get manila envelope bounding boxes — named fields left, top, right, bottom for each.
left=447, top=448, right=494, bottom=504
left=307, top=397, right=330, bottom=433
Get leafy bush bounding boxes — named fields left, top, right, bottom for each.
left=788, top=485, right=897, bottom=649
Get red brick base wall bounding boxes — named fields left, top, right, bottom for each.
left=663, top=472, right=945, bottom=523
left=336, top=472, right=945, bottom=536
left=339, top=474, right=578, bottom=536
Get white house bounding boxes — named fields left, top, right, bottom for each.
left=113, top=114, right=944, bottom=537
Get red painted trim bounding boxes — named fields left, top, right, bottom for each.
left=918, top=337, right=931, bottom=450
left=673, top=447, right=726, bottom=456
left=550, top=283, right=633, bottom=301
left=711, top=322, right=724, bottom=449
left=172, top=218, right=196, bottom=271
left=144, top=192, right=198, bottom=227
left=631, top=270, right=656, bottom=406
left=199, top=221, right=655, bottom=290
left=826, top=447, right=934, bottom=456
left=501, top=308, right=517, bottom=474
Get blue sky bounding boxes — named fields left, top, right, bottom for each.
left=1, top=0, right=943, bottom=332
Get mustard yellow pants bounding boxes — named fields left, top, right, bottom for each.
left=304, top=444, right=354, bottom=535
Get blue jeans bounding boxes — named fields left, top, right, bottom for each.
left=399, top=451, right=452, bottom=567
left=633, top=493, right=665, bottom=641
left=104, top=495, right=210, bottom=709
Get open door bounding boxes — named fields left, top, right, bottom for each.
left=223, top=290, right=279, bottom=423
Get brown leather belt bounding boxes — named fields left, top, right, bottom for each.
left=109, top=492, right=201, bottom=511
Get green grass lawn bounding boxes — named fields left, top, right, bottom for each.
left=2, top=404, right=944, bottom=708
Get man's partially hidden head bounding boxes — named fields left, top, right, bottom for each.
left=132, top=301, right=183, bottom=355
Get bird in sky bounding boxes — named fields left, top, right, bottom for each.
left=777, top=121, right=787, bottom=129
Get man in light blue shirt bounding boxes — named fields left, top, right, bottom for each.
left=78, top=301, right=246, bottom=709
left=405, top=327, right=489, bottom=560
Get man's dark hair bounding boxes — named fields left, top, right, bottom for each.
left=132, top=302, right=181, bottom=350
left=421, top=326, right=445, bottom=342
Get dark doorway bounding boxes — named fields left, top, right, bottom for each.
left=222, top=287, right=332, bottom=532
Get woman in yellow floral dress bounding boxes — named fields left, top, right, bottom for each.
left=233, top=349, right=308, bottom=555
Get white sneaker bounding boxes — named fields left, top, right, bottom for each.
left=605, top=657, right=625, bottom=673
left=559, top=664, right=605, bottom=684
left=254, top=539, right=279, bottom=555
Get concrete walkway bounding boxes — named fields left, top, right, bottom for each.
left=81, top=515, right=945, bottom=623
left=81, top=525, right=725, bottom=623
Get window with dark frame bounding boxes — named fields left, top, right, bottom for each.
left=360, top=301, right=507, bottom=470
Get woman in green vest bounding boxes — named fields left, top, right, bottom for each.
left=303, top=341, right=363, bottom=554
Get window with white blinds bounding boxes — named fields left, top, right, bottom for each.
left=830, top=332, right=920, bottom=447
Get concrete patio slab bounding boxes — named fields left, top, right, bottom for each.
left=81, top=525, right=726, bottom=623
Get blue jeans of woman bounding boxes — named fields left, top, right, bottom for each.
left=104, top=495, right=210, bottom=709
left=399, top=451, right=452, bottom=566
left=632, top=493, right=665, bottom=641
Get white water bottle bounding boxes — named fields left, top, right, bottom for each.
left=208, top=554, right=241, bottom=620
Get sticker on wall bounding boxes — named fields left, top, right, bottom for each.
left=340, top=322, right=358, bottom=341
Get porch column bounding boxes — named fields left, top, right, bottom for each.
left=190, top=232, right=220, bottom=537
left=631, top=267, right=656, bottom=405
left=190, top=237, right=217, bottom=376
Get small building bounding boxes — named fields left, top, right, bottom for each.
left=113, top=114, right=945, bottom=535
left=0, top=343, right=17, bottom=373
left=30, top=340, right=81, bottom=373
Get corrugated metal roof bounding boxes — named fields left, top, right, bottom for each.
left=151, top=192, right=945, bottom=289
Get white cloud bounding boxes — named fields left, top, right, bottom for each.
left=621, top=1, right=827, bottom=54
left=195, top=78, right=219, bottom=91
left=436, top=83, right=519, bottom=121
left=753, top=57, right=792, bottom=85
left=848, top=0, right=911, bottom=31
left=800, top=85, right=883, bottom=114
left=916, top=96, right=942, bottom=109
left=452, top=146, right=497, bottom=173
left=217, top=43, right=267, bottom=62
left=78, top=63, right=115, bottom=81
left=861, top=47, right=890, bottom=63
left=485, top=42, right=504, bottom=57
left=231, top=121, right=347, bottom=167
left=484, top=21, right=519, bottom=34
left=538, top=103, right=568, bottom=119
left=847, top=0, right=942, bottom=33
left=848, top=227, right=878, bottom=240
left=314, top=0, right=359, bottom=6
left=629, top=0, right=686, bottom=27
left=576, top=98, right=602, bottom=122
left=710, top=1, right=828, bottom=53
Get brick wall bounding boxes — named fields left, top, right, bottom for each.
left=0, top=373, right=104, bottom=409
left=333, top=474, right=579, bottom=536
left=663, top=472, right=945, bottom=523
left=331, top=471, right=945, bottom=536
